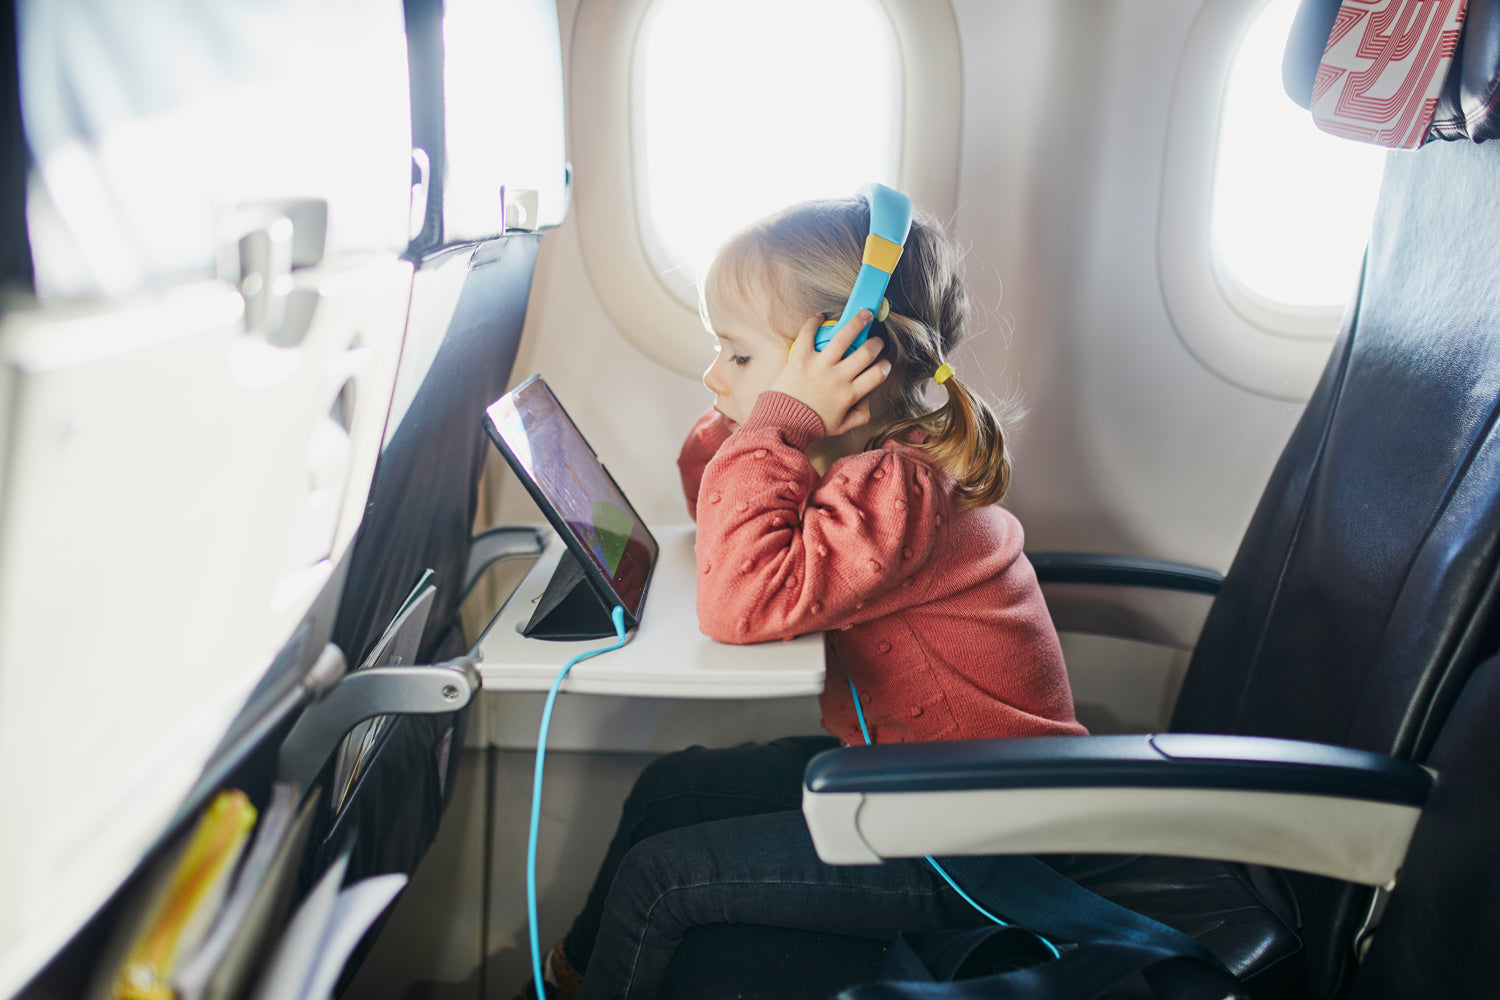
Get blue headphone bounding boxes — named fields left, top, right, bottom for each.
left=813, top=182, right=914, bottom=355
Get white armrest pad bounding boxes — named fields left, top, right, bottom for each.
left=804, top=784, right=1419, bottom=887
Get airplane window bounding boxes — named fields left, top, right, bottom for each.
left=635, top=0, right=900, bottom=300
left=572, top=0, right=958, bottom=377
left=1211, top=0, right=1385, bottom=311
left=444, top=0, right=567, bottom=238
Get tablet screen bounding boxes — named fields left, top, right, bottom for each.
left=483, top=376, right=657, bottom=621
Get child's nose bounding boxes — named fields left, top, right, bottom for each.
left=703, top=357, right=728, bottom=396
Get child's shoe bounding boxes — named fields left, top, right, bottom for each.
left=510, top=980, right=564, bottom=1000
left=511, top=939, right=583, bottom=1000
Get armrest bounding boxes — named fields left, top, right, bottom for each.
left=803, top=734, right=1431, bottom=887
left=1028, top=553, right=1223, bottom=594
left=277, top=656, right=482, bottom=789
left=461, top=524, right=549, bottom=600
left=1028, top=552, right=1223, bottom=648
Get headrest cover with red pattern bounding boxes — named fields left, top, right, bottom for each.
left=1284, top=0, right=1500, bottom=146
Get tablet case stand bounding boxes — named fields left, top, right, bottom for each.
left=523, top=547, right=621, bottom=640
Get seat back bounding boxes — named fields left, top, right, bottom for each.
left=1172, top=6, right=1500, bottom=993
left=1172, top=141, right=1500, bottom=754
left=1347, top=650, right=1500, bottom=999
left=306, top=0, right=563, bottom=978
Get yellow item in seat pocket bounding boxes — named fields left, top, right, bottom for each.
left=110, top=790, right=258, bottom=1000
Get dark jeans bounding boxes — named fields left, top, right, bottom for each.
left=566, top=737, right=988, bottom=1000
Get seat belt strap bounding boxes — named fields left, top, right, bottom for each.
left=837, top=855, right=1246, bottom=1000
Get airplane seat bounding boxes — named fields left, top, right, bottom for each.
left=1, top=0, right=561, bottom=994
left=300, top=232, right=541, bottom=907
left=660, top=2, right=1500, bottom=997
left=297, top=0, right=563, bottom=987
left=2, top=2, right=431, bottom=995
left=284, top=8, right=574, bottom=1000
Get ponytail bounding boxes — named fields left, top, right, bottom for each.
left=868, top=372, right=1013, bottom=509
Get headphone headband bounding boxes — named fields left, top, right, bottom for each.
left=814, top=183, right=914, bottom=355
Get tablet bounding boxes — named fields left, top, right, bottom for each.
left=483, top=375, right=658, bottom=635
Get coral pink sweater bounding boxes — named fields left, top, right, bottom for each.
left=679, top=392, right=1086, bottom=745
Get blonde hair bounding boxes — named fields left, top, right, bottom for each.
left=703, top=196, right=1014, bottom=508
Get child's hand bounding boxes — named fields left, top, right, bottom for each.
left=769, top=311, right=891, bottom=437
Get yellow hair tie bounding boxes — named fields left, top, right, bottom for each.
left=934, top=362, right=955, bottom=385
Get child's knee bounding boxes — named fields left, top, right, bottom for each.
left=627, top=745, right=712, bottom=804
left=608, top=832, right=691, bottom=922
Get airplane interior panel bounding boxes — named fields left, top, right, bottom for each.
left=4, top=0, right=1499, bottom=998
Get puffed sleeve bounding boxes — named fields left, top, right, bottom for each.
left=695, top=391, right=948, bottom=643
left=677, top=408, right=737, bottom=520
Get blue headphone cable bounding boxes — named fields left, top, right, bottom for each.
left=526, top=620, right=1056, bottom=993
left=527, top=606, right=630, bottom=995
left=847, top=675, right=1061, bottom=959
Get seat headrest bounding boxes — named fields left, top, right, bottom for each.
left=1283, top=0, right=1500, bottom=147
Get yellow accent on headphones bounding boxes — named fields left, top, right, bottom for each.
left=862, top=234, right=904, bottom=274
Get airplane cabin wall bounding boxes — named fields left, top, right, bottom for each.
left=955, top=0, right=1311, bottom=728
left=496, top=0, right=1312, bottom=734
left=974, top=0, right=1307, bottom=563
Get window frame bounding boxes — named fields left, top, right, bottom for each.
left=570, top=0, right=962, bottom=378
left=1158, top=0, right=1380, bottom=402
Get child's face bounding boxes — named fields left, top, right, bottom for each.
left=702, top=304, right=791, bottom=426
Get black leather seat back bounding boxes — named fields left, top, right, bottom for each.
left=1348, top=651, right=1500, bottom=999
left=1173, top=134, right=1500, bottom=754
left=1171, top=135, right=1500, bottom=994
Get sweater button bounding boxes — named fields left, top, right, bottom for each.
left=873, top=469, right=884, bottom=479
left=703, top=562, right=712, bottom=574
left=902, top=546, right=913, bottom=559
left=741, top=558, right=754, bottom=572
left=901, top=578, right=913, bottom=588
left=877, top=641, right=892, bottom=654
left=811, top=602, right=822, bottom=615
left=709, top=492, right=722, bottom=504
left=934, top=514, right=943, bottom=526
left=909, top=705, right=923, bottom=718
left=735, top=500, right=749, bottom=512
left=817, top=544, right=829, bottom=557
left=868, top=559, right=881, bottom=572
left=785, top=575, right=799, bottom=589
left=754, top=448, right=769, bottom=458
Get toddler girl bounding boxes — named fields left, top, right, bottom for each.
left=533, top=195, right=1085, bottom=1000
